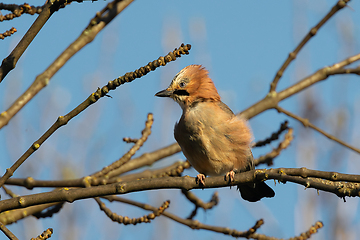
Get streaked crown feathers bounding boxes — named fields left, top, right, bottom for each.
left=168, top=65, right=221, bottom=105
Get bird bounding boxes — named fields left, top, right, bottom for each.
left=155, top=65, right=275, bottom=202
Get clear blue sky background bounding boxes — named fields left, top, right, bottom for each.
left=1, top=1, right=360, bottom=240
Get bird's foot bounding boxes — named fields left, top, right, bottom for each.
left=196, top=174, right=206, bottom=186
left=225, top=170, right=235, bottom=183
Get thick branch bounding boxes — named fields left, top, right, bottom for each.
left=1, top=168, right=360, bottom=213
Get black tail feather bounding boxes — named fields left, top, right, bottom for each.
left=238, top=181, right=275, bottom=202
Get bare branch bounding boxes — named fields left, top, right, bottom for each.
left=0, top=43, right=190, bottom=189
left=254, top=121, right=289, bottom=147
left=254, top=128, right=294, bottom=166
left=250, top=221, right=323, bottom=240
left=0, top=27, right=17, bottom=40
left=93, top=113, right=154, bottom=178
left=103, top=195, right=265, bottom=238
left=108, top=143, right=181, bottom=176
left=30, top=228, right=53, bottom=240
left=241, top=52, right=360, bottom=120
left=270, top=0, right=351, bottom=92
left=0, top=220, right=18, bottom=240
left=0, top=203, right=58, bottom=225
left=0, top=0, right=133, bottom=127
left=275, top=105, right=360, bottom=154
left=123, top=137, right=139, bottom=143
left=108, top=195, right=323, bottom=240
left=2, top=168, right=360, bottom=213
left=0, top=3, right=43, bottom=21
left=0, top=2, right=50, bottom=82
left=32, top=203, right=65, bottom=219
left=328, top=66, right=360, bottom=75
left=1, top=186, right=18, bottom=198
left=95, top=197, right=170, bottom=225
left=181, top=190, right=219, bottom=219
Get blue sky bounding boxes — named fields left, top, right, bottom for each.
left=1, top=1, right=360, bottom=239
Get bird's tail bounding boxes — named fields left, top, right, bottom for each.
left=237, top=181, right=275, bottom=202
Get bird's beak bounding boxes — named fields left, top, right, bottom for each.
left=155, top=88, right=173, bottom=97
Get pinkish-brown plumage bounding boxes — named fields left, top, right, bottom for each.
left=155, top=65, right=274, bottom=202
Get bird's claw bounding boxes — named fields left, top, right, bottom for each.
left=225, top=170, right=235, bottom=183
left=196, top=174, right=206, bottom=186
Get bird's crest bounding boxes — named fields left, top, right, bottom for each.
left=178, top=65, right=221, bottom=103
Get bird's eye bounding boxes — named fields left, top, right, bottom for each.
left=179, top=82, right=186, bottom=88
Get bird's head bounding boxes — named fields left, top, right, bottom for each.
left=155, top=65, right=220, bottom=109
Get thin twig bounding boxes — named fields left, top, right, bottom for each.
left=241, top=52, right=360, bottom=120
left=0, top=3, right=43, bottom=21
left=181, top=190, right=219, bottom=219
left=254, top=121, right=289, bottom=147
left=254, top=128, right=294, bottom=166
left=269, top=0, right=351, bottom=92
left=1, top=186, right=18, bottom=198
left=250, top=221, right=323, bottom=240
left=95, top=197, right=170, bottom=225
left=275, top=105, right=360, bottom=154
left=103, top=195, right=264, bottom=239
left=30, top=228, right=53, bottom=240
left=123, top=137, right=138, bottom=143
left=0, top=27, right=17, bottom=40
left=0, top=203, right=58, bottom=225
left=93, top=113, right=154, bottom=178
left=32, top=202, right=65, bottom=219
left=0, top=221, right=18, bottom=240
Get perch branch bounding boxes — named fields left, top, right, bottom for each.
left=3, top=168, right=360, bottom=213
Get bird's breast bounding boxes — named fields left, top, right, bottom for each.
left=174, top=101, right=251, bottom=176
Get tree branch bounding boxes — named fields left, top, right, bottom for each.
left=95, top=197, right=170, bottom=225
left=0, top=0, right=133, bottom=128
left=0, top=220, right=18, bottom=240
left=0, top=43, right=190, bottom=189
left=1, top=168, right=360, bottom=213
left=269, top=0, right=351, bottom=92
left=0, top=2, right=50, bottom=82
left=103, top=195, right=265, bottom=239
left=30, top=228, right=53, bottom=240
left=254, top=127, right=294, bottom=167
left=275, top=105, right=360, bottom=154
